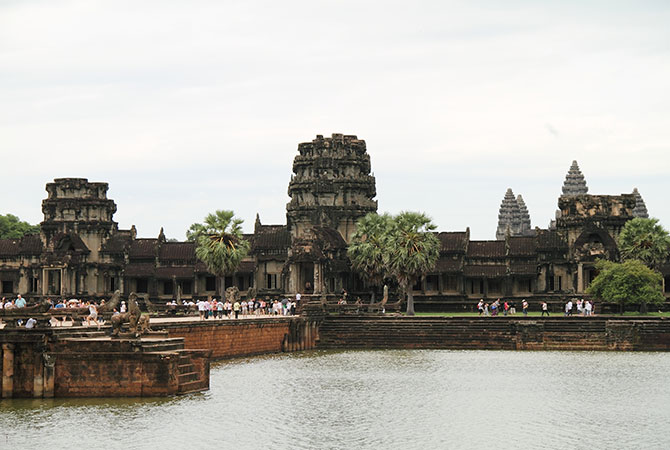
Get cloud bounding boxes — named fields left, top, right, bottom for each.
left=1, top=1, right=669, bottom=240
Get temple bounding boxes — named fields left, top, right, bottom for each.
left=0, top=134, right=666, bottom=310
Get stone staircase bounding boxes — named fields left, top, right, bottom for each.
left=176, top=351, right=208, bottom=394
left=317, top=316, right=670, bottom=351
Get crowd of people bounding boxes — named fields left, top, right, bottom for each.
left=165, top=295, right=301, bottom=320
left=476, top=298, right=595, bottom=317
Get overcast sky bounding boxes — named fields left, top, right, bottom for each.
left=1, top=0, right=669, bottom=240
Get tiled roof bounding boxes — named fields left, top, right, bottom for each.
left=509, top=263, right=538, bottom=275
left=159, top=242, right=196, bottom=261
left=437, top=232, right=468, bottom=252
left=536, top=230, right=567, bottom=250
left=463, top=265, right=507, bottom=277
left=101, top=234, right=131, bottom=253
left=435, top=258, right=462, bottom=273
left=19, top=235, right=43, bottom=254
left=0, top=239, right=20, bottom=256
left=312, top=227, right=346, bottom=249
left=508, top=236, right=536, bottom=256
left=467, top=241, right=506, bottom=258
left=124, top=263, right=155, bottom=277
left=252, top=226, right=291, bottom=251
left=129, top=239, right=157, bottom=258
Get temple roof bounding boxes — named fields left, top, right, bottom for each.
left=561, top=160, right=588, bottom=196
left=159, top=242, right=196, bottom=261
left=437, top=232, right=468, bottom=252
left=0, top=239, right=20, bottom=256
left=467, top=241, right=506, bottom=258
left=632, top=188, right=649, bottom=218
left=129, top=239, right=158, bottom=258
left=252, top=225, right=291, bottom=251
left=508, top=236, right=537, bottom=256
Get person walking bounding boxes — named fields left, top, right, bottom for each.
left=477, top=299, right=484, bottom=316
left=522, top=299, right=529, bottom=316
left=541, top=301, right=549, bottom=317
left=233, top=300, right=241, bottom=319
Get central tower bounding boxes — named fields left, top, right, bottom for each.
left=286, top=133, right=377, bottom=243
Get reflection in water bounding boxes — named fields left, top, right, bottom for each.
left=2, top=350, right=670, bottom=450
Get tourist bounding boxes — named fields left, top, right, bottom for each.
left=483, top=303, right=490, bottom=316
left=585, top=300, right=593, bottom=316
left=120, top=301, right=127, bottom=313
left=577, top=299, right=583, bottom=315
left=15, top=294, right=27, bottom=308
left=296, top=292, right=301, bottom=303
left=233, top=299, right=241, bottom=319
left=241, top=299, right=248, bottom=316
left=0, top=297, right=4, bottom=310
left=25, top=317, right=37, bottom=329
left=503, top=300, right=510, bottom=316
left=541, top=301, right=549, bottom=317
left=291, top=300, right=296, bottom=315
left=522, top=299, right=529, bottom=316
left=477, top=299, right=484, bottom=316
left=491, top=299, right=499, bottom=316
left=217, top=299, right=224, bottom=318
left=86, top=301, right=100, bottom=329
left=197, top=298, right=207, bottom=320
left=509, top=300, right=516, bottom=315
left=564, top=300, right=570, bottom=317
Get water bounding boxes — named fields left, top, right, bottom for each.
left=1, top=350, right=669, bottom=450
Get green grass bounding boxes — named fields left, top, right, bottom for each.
left=412, top=311, right=670, bottom=317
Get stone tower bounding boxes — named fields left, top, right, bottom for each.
left=516, top=194, right=531, bottom=235
left=41, top=178, right=118, bottom=258
left=496, top=188, right=520, bottom=240
left=561, top=160, right=588, bottom=196
left=286, top=134, right=377, bottom=242
left=632, top=188, right=649, bottom=218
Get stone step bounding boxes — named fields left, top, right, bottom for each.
left=178, top=371, right=200, bottom=383
left=178, top=380, right=205, bottom=394
left=178, top=363, right=195, bottom=375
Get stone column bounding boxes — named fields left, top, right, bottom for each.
left=313, top=263, right=323, bottom=295
left=577, top=263, right=584, bottom=293
left=2, top=344, right=15, bottom=399
left=43, top=354, right=55, bottom=398
left=33, top=351, right=44, bottom=398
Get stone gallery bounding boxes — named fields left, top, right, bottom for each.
left=0, top=134, right=663, bottom=310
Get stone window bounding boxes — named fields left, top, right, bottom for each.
left=178, top=280, right=192, bottom=295
left=205, top=276, right=216, bottom=291
left=136, top=278, right=148, bottom=293
left=29, top=277, right=39, bottom=293
left=444, top=276, right=458, bottom=292
left=46, top=269, right=61, bottom=295
left=236, top=276, right=245, bottom=291
left=489, top=280, right=502, bottom=294
left=665, top=277, right=670, bottom=293
left=1, top=280, right=13, bottom=294
left=266, top=273, right=278, bottom=289
left=224, top=276, right=233, bottom=289
left=109, top=276, right=117, bottom=292
left=163, top=281, right=173, bottom=295
left=425, top=275, right=439, bottom=291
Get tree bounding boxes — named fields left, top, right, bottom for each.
left=187, top=210, right=250, bottom=297
left=618, top=217, right=670, bottom=270
left=385, top=212, right=440, bottom=316
left=587, top=259, right=664, bottom=314
left=0, top=214, right=39, bottom=239
left=347, top=213, right=394, bottom=302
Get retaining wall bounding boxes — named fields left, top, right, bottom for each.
left=317, top=316, right=670, bottom=351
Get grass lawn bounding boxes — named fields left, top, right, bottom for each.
left=412, top=311, right=670, bottom=318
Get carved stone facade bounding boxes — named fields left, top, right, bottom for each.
left=0, top=141, right=666, bottom=310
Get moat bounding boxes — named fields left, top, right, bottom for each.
left=2, top=349, right=669, bottom=450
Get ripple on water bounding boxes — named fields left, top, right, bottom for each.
left=1, top=350, right=670, bottom=450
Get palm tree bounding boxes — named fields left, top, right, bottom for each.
left=347, top=213, right=394, bottom=302
left=187, top=210, right=250, bottom=298
left=617, top=217, right=670, bottom=313
left=385, top=212, right=440, bottom=316
left=618, top=217, right=670, bottom=270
